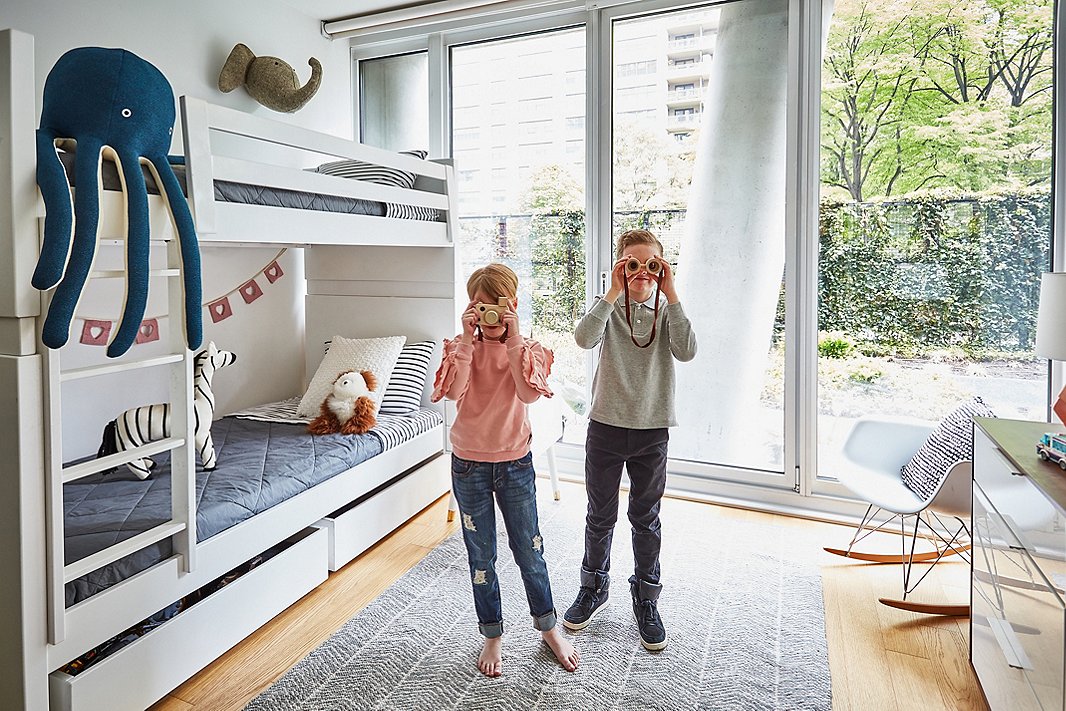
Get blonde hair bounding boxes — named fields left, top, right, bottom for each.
left=615, top=229, right=664, bottom=259
left=466, top=263, right=519, bottom=301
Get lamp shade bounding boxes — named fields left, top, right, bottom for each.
left=1036, top=272, right=1066, bottom=360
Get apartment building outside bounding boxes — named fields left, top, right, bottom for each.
left=450, top=7, right=719, bottom=219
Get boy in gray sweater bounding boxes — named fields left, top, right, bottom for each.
left=562, top=229, right=697, bottom=651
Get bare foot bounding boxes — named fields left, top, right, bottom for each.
left=542, top=626, right=580, bottom=671
left=478, top=636, right=502, bottom=677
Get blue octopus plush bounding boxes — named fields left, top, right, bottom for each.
left=34, top=47, right=202, bottom=357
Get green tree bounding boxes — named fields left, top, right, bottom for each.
left=821, top=0, right=1053, bottom=200
left=905, top=0, right=1053, bottom=191
left=821, top=1, right=920, bottom=201
left=521, top=166, right=586, bottom=333
left=613, top=118, right=694, bottom=213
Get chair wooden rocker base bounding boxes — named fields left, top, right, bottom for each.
left=824, top=544, right=970, bottom=564
left=880, top=566, right=1066, bottom=616
left=876, top=598, right=970, bottom=616
left=828, top=502, right=973, bottom=615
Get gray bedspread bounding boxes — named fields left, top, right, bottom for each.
left=63, top=417, right=383, bottom=606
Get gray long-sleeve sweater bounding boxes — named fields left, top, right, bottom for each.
left=574, top=297, right=697, bottom=429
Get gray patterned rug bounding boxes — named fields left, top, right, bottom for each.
left=246, top=485, right=831, bottom=711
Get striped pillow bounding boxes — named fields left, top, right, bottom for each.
left=314, top=149, right=428, bottom=189
left=385, top=203, right=441, bottom=221
left=899, top=397, right=995, bottom=500
left=380, top=341, right=437, bottom=415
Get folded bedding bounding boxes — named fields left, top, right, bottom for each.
left=229, top=396, right=442, bottom=451
left=55, top=150, right=442, bottom=221
left=63, top=407, right=442, bottom=606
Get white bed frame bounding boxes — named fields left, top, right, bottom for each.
left=0, top=29, right=460, bottom=711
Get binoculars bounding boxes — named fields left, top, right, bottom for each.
left=625, top=257, right=664, bottom=277
left=476, top=297, right=510, bottom=326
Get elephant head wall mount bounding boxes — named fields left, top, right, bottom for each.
left=217, top=43, right=322, bottom=113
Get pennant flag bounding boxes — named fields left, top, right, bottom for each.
left=240, top=278, right=264, bottom=304
left=208, top=297, right=233, bottom=323
left=80, top=319, right=111, bottom=346
left=264, top=260, right=283, bottom=283
left=78, top=250, right=285, bottom=342
left=135, top=318, right=160, bottom=344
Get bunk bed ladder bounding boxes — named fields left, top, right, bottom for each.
left=41, top=236, right=196, bottom=645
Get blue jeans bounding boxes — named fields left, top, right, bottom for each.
left=451, top=451, right=558, bottom=638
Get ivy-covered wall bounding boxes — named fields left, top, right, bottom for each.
left=506, top=190, right=1050, bottom=357
left=819, top=190, right=1050, bottom=355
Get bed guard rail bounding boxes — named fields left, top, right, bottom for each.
left=180, top=96, right=450, bottom=236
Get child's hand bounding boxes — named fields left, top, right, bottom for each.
left=659, top=261, right=679, bottom=304
left=604, top=256, right=629, bottom=303
left=502, top=301, right=521, bottom=340
left=460, top=301, right=479, bottom=343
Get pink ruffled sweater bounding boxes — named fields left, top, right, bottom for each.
left=431, top=335, right=554, bottom=462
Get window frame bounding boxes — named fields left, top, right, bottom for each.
left=350, top=0, right=1065, bottom=519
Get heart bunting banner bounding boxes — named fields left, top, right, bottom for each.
left=77, top=249, right=287, bottom=346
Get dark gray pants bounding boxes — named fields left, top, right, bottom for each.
left=582, top=419, right=669, bottom=587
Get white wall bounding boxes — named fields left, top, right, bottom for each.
left=2, top=0, right=352, bottom=140
left=3, top=0, right=353, bottom=457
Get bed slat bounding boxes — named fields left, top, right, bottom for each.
left=64, top=521, right=186, bottom=584
left=60, top=354, right=184, bottom=382
left=62, top=437, right=186, bottom=484
left=201, top=99, right=447, bottom=179
left=90, top=269, right=180, bottom=279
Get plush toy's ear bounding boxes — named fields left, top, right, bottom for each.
left=208, top=340, right=217, bottom=357
left=360, top=370, right=377, bottom=391
left=218, top=43, right=255, bottom=93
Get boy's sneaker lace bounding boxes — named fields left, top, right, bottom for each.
left=630, top=576, right=668, bottom=651
left=562, top=580, right=609, bottom=630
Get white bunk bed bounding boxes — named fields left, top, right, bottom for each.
left=0, top=29, right=459, bottom=711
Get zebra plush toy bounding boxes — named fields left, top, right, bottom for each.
left=97, top=342, right=237, bottom=478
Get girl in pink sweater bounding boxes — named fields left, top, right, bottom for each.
left=432, top=263, right=580, bottom=678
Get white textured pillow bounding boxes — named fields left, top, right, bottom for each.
left=297, top=335, right=406, bottom=418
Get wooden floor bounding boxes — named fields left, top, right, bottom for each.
left=149, top=481, right=987, bottom=711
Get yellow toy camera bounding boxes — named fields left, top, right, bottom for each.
left=476, top=297, right=510, bottom=326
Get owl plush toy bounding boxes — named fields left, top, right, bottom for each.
left=308, top=370, right=377, bottom=435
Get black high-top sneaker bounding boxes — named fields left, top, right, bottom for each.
left=630, top=576, right=667, bottom=650
left=562, top=576, right=610, bottom=630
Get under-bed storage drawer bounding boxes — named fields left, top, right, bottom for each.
left=320, top=454, right=449, bottom=571
left=49, top=527, right=329, bottom=711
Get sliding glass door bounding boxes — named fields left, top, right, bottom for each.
left=441, top=0, right=800, bottom=493
left=607, top=0, right=793, bottom=488
left=354, top=0, right=1061, bottom=510
left=813, top=0, right=1054, bottom=489
left=450, top=28, right=589, bottom=425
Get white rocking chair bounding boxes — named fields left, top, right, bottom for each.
left=825, top=416, right=973, bottom=615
